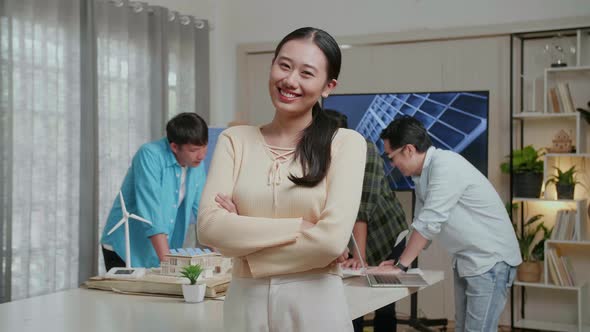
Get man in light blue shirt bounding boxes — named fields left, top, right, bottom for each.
left=375, top=116, right=521, bottom=332
left=101, top=112, right=208, bottom=269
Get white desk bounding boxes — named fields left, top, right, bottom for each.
left=0, top=270, right=443, bottom=332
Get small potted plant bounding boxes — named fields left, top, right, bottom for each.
left=507, top=203, right=550, bottom=282
left=509, top=203, right=551, bottom=283
left=531, top=223, right=552, bottom=282
left=545, top=165, right=586, bottom=199
left=180, top=264, right=206, bottom=303
left=501, top=145, right=544, bottom=198
left=515, top=214, right=548, bottom=282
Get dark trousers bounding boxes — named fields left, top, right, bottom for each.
left=102, top=246, right=126, bottom=271
left=353, top=238, right=406, bottom=332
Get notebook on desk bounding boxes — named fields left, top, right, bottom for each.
left=349, top=234, right=428, bottom=288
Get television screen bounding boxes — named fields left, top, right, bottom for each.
left=323, top=92, right=489, bottom=190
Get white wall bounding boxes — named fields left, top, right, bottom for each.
left=147, top=0, right=590, bottom=126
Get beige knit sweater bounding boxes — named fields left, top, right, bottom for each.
left=197, top=125, right=366, bottom=278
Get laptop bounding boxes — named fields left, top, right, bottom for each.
left=348, top=234, right=429, bottom=288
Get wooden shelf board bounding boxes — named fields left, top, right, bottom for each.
left=546, top=65, right=590, bottom=73
left=545, top=153, right=590, bottom=158
left=547, top=240, right=590, bottom=246
left=514, top=280, right=584, bottom=291
left=512, top=197, right=585, bottom=203
left=514, top=319, right=585, bottom=332
left=513, top=112, right=578, bottom=119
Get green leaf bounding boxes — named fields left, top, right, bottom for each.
left=524, top=214, right=543, bottom=227
left=513, top=213, right=546, bottom=262
left=180, top=264, right=203, bottom=285
left=545, top=165, right=588, bottom=189
left=501, top=145, right=544, bottom=174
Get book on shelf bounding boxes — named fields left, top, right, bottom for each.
left=546, top=249, right=560, bottom=285
left=561, top=256, right=576, bottom=286
left=547, top=249, right=565, bottom=286
left=551, top=209, right=576, bottom=241
left=546, top=248, right=576, bottom=287
left=550, top=210, right=559, bottom=240
left=548, top=87, right=561, bottom=113
left=556, top=82, right=575, bottom=113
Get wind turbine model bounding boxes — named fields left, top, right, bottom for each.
left=105, top=191, right=152, bottom=279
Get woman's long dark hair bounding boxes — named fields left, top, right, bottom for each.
left=274, top=27, right=342, bottom=187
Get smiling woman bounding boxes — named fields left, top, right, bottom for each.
left=197, top=27, right=367, bottom=332
left=267, top=28, right=342, bottom=187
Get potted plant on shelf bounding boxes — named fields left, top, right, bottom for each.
left=515, top=214, right=547, bottom=282
left=507, top=203, right=551, bottom=282
left=530, top=223, right=552, bottom=274
left=501, top=145, right=544, bottom=198
left=180, top=264, right=206, bottom=303
left=513, top=213, right=551, bottom=282
left=545, top=165, right=586, bottom=200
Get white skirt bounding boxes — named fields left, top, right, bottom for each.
left=223, top=273, right=353, bottom=332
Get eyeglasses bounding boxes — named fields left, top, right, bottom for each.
left=386, top=145, right=407, bottom=162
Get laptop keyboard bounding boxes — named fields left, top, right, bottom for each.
left=373, top=274, right=401, bottom=284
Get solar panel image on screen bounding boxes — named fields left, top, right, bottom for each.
left=323, top=91, right=489, bottom=190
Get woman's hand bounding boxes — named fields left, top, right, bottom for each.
left=215, top=193, right=238, bottom=214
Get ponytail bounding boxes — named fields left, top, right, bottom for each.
left=289, top=102, right=339, bottom=187
left=276, top=27, right=342, bottom=187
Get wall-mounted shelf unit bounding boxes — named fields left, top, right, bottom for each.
left=510, top=26, right=590, bottom=332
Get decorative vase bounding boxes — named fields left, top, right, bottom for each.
left=517, top=261, right=541, bottom=283
left=182, top=283, right=206, bottom=303
left=513, top=172, right=543, bottom=198
left=556, top=183, right=575, bottom=200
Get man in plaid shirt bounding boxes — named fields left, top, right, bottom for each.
left=325, top=110, right=408, bottom=332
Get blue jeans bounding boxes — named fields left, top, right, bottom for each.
left=454, top=261, right=516, bottom=332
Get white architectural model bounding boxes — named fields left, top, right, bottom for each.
left=161, top=248, right=232, bottom=277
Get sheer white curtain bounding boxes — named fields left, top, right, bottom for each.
left=95, top=0, right=153, bottom=273
left=0, top=0, right=209, bottom=300
left=167, top=11, right=209, bottom=120
left=0, top=0, right=81, bottom=301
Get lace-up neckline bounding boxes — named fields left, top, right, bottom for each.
left=257, top=128, right=296, bottom=210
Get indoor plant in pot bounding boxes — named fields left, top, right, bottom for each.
left=545, top=165, right=586, bottom=200
left=180, top=264, right=206, bottom=303
left=513, top=212, right=548, bottom=282
left=501, top=145, right=544, bottom=198
left=530, top=223, right=552, bottom=283
left=507, top=203, right=549, bottom=282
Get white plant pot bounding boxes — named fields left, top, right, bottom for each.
left=182, top=283, right=206, bottom=303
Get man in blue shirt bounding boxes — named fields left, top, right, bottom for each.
left=374, top=116, right=521, bottom=332
left=101, top=112, right=208, bottom=270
